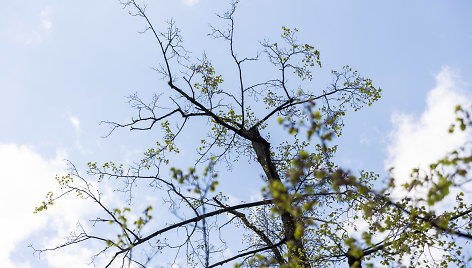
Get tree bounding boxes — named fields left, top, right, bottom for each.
left=33, top=1, right=472, bottom=267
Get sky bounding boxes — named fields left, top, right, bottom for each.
left=1, top=0, right=472, bottom=267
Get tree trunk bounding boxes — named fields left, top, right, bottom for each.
left=246, top=126, right=310, bottom=267
left=347, top=248, right=363, bottom=268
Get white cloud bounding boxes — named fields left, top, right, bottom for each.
left=0, top=144, right=99, bottom=267
left=69, top=115, right=80, bottom=132
left=8, top=6, right=53, bottom=45
left=68, top=114, right=93, bottom=155
left=385, top=66, right=471, bottom=199
left=183, top=0, right=199, bottom=7
left=383, top=66, right=471, bottom=265
left=43, top=245, right=93, bottom=268
left=0, top=144, right=64, bottom=267
left=40, top=7, right=53, bottom=30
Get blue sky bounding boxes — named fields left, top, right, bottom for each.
left=1, top=0, right=472, bottom=267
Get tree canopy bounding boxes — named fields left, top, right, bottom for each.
left=34, top=1, right=472, bottom=267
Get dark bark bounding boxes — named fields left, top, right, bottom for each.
left=245, top=126, right=311, bottom=267
left=347, top=247, right=363, bottom=268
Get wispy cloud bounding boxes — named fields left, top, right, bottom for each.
left=40, top=7, right=53, bottom=30
left=67, top=114, right=92, bottom=155
left=183, top=0, right=200, bottom=7
left=68, top=115, right=80, bottom=132
left=386, top=66, right=471, bottom=199
left=10, top=6, right=53, bottom=45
